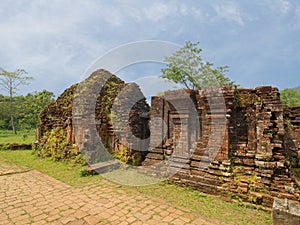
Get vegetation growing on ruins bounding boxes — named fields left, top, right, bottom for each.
left=33, top=128, right=86, bottom=165
left=233, top=89, right=261, bottom=108
left=161, top=41, right=234, bottom=89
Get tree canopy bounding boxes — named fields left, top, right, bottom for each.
left=280, top=88, right=300, bottom=106
left=0, top=68, right=33, bottom=133
left=0, top=68, right=54, bottom=132
left=161, top=41, right=234, bottom=90
left=0, top=68, right=33, bottom=95
left=0, top=90, right=55, bottom=130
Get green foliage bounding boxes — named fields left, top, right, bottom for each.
left=0, top=129, right=35, bottom=144
left=285, top=117, right=294, bottom=128
left=291, top=168, right=300, bottom=187
left=0, top=90, right=54, bottom=130
left=33, top=128, right=86, bottom=165
left=0, top=68, right=32, bottom=95
left=137, top=181, right=272, bottom=225
left=112, top=144, right=143, bottom=166
left=113, top=145, right=128, bottom=163
left=0, top=68, right=33, bottom=134
left=156, top=91, right=165, bottom=97
left=79, top=168, right=90, bottom=177
left=0, top=150, right=272, bottom=224
left=0, top=150, right=101, bottom=186
left=161, top=41, right=234, bottom=89
left=287, top=156, right=300, bottom=167
left=18, top=90, right=55, bottom=129
left=280, top=88, right=300, bottom=106
left=234, top=90, right=261, bottom=108
left=0, top=143, right=10, bottom=150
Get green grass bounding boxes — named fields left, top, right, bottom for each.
left=136, top=183, right=272, bottom=225
left=0, top=129, right=35, bottom=144
left=0, top=150, right=101, bottom=186
left=0, top=150, right=272, bottom=224
left=102, top=168, right=272, bottom=224
left=101, top=167, right=162, bottom=186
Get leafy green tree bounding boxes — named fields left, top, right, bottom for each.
left=0, top=68, right=33, bottom=134
left=18, top=90, right=55, bottom=129
left=161, top=41, right=234, bottom=90
left=0, top=94, right=10, bottom=129
left=280, top=88, right=300, bottom=106
left=0, top=90, right=54, bottom=130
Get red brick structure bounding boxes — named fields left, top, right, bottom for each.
left=36, top=69, right=149, bottom=165
left=143, top=86, right=300, bottom=207
left=37, top=69, right=300, bottom=208
left=283, top=106, right=300, bottom=166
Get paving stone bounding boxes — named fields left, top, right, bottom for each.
left=0, top=162, right=215, bottom=225
left=68, top=219, right=87, bottom=225
left=83, top=215, right=100, bottom=225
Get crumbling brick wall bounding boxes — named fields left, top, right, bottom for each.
left=36, top=68, right=300, bottom=207
left=283, top=106, right=300, bottom=167
left=143, top=86, right=300, bottom=207
left=36, top=69, right=149, bottom=165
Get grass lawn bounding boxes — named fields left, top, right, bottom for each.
left=0, top=129, right=35, bottom=144
left=137, top=183, right=272, bottom=225
left=0, top=150, right=272, bottom=224
left=0, top=150, right=101, bottom=186
left=103, top=168, right=272, bottom=225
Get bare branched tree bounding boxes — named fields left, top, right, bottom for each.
left=0, top=68, right=33, bottom=134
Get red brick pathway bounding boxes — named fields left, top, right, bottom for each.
left=0, top=162, right=216, bottom=225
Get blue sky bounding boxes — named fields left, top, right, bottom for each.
left=0, top=0, right=299, bottom=96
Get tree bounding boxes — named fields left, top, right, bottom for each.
left=280, top=88, right=300, bottom=106
left=0, top=94, right=10, bottom=129
left=18, top=90, right=55, bottom=129
left=161, top=41, right=234, bottom=90
left=0, top=90, right=54, bottom=131
left=0, top=68, right=33, bottom=134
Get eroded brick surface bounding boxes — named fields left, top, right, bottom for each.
left=143, top=86, right=300, bottom=207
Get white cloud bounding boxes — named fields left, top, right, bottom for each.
left=292, top=5, right=300, bottom=28
left=0, top=0, right=299, bottom=95
left=271, top=0, right=292, bottom=15
left=134, top=76, right=178, bottom=100
left=180, top=4, right=188, bottom=16
left=212, top=2, right=246, bottom=26
left=144, top=2, right=178, bottom=22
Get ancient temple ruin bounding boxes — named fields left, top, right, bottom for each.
left=36, top=69, right=149, bottom=165
left=144, top=86, right=300, bottom=207
left=36, top=69, right=300, bottom=208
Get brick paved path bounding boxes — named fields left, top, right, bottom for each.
left=0, top=162, right=216, bottom=225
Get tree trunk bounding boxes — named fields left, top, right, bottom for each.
left=11, top=115, right=17, bottom=135
left=9, top=82, right=17, bottom=135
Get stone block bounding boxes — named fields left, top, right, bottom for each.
left=273, top=198, right=300, bottom=225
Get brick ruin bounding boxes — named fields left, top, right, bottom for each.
left=143, top=86, right=300, bottom=207
left=283, top=106, right=300, bottom=166
left=36, top=69, right=300, bottom=208
left=36, top=69, right=149, bottom=164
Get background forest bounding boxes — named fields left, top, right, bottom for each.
left=0, top=90, right=54, bottom=131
